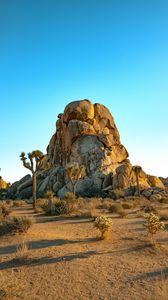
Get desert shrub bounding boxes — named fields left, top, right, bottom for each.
left=63, top=192, right=75, bottom=201
left=60, top=192, right=77, bottom=214
left=0, top=202, right=12, bottom=221
left=42, top=192, right=77, bottom=216
left=73, top=197, right=102, bottom=218
left=35, top=206, right=44, bottom=213
left=96, top=198, right=113, bottom=209
left=158, top=196, right=168, bottom=204
left=118, top=209, right=128, bottom=218
left=36, top=198, right=47, bottom=206
left=109, top=203, right=128, bottom=218
left=45, top=190, right=55, bottom=199
left=13, top=200, right=26, bottom=207
left=34, top=198, right=48, bottom=213
left=0, top=216, right=35, bottom=235
left=75, top=210, right=95, bottom=218
left=109, top=203, right=123, bottom=213
left=124, top=196, right=149, bottom=207
left=94, top=216, right=112, bottom=239
left=5, top=199, right=13, bottom=206
left=113, top=189, right=125, bottom=199
left=122, top=202, right=133, bottom=209
left=143, top=205, right=158, bottom=214
left=159, top=212, right=168, bottom=221
left=40, top=201, right=54, bottom=215
left=53, top=200, right=68, bottom=215
left=143, top=213, right=165, bottom=244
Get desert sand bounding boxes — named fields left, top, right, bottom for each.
left=0, top=204, right=168, bottom=300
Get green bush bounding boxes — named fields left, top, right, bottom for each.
left=0, top=216, right=35, bottom=235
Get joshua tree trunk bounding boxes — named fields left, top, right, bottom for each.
left=33, top=172, right=37, bottom=208
left=73, top=181, right=77, bottom=195
left=131, top=165, right=142, bottom=197
left=135, top=172, right=140, bottom=196
left=70, top=179, right=77, bottom=195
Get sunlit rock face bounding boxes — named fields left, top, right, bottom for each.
left=47, top=99, right=128, bottom=175
left=0, top=177, right=9, bottom=189
left=46, top=99, right=152, bottom=197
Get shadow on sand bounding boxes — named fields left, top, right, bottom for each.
left=0, top=242, right=158, bottom=271
left=0, top=237, right=98, bottom=255
left=130, top=267, right=168, bottom=281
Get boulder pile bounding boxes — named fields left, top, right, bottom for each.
left=3, top=99, right=168, bottom=200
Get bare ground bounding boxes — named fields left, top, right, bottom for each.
left=0, top=205, right=168, bottom=300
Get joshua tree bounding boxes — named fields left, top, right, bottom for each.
left=20, top=150, right=44, bottom=208
left=131, top=165, right=142, bottom=196
left=66, top=162, right=86, bottom=195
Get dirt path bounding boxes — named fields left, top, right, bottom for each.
left=0, top=205, right=168, bottom=300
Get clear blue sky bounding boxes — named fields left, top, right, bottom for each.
left=0, top=0, right=168, bottom=183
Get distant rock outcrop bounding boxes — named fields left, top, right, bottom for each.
left=0, top=177, right=9, bottom=189
left=3, top=99, right=167, bottom=199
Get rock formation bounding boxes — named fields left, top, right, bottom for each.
left=3, top=99, right=167, bottom=200
left=0, top=177, right=9, bottom=189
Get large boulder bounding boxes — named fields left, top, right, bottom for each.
left=159, top=177, right=168, bottom=187
left=6, top=174, right=31, bottom=199
left=148, top=176, right=165, bottom=189
left=17, top=178, right=33, bottom=192
left=63, top=99, right=94, bottom=123
left=16, top=186, right=33, bottom=199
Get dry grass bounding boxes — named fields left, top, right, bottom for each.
left=13, top=200, right=26, bottom=207
left=0, top=202, right=12, bottom=221
left=121, top=201, right=133, bottom=209
left=0, top=270, right=24, bottom=299
left=109, top=203, right=123, bottom=213
left=118, top=209, right=128, bottom=218
left=159, top=211, right=168, bottom=221
left=158, top=196, right=168, bottom=204
left=15, top=241, right=30, bottom=262
left=124, top=196, right=150, bottom=206
left=154, top=271, right=168, bottom=300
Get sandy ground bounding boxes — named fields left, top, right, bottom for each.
left=0, top=205, right=168, bottom=300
